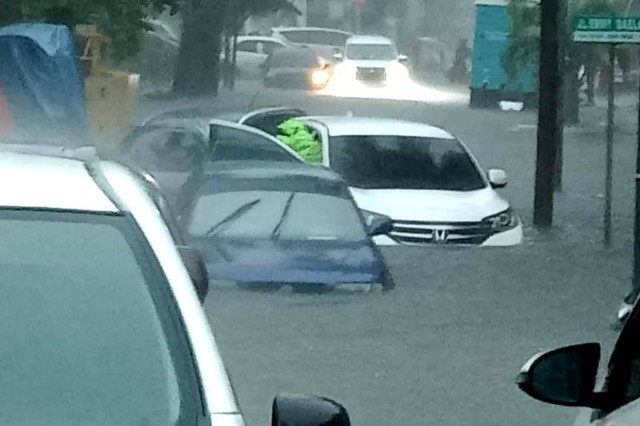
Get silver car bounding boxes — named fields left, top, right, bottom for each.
left=0, top=147, right=352, bottom=426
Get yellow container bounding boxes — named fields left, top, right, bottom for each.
left=84, top=70, right=139, bottom=148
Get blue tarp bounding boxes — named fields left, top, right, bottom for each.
left=0, top=23, right=88, bottom=145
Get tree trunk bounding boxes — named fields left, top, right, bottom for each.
left=222, top=31, right=232, bottom=89
left=173, top=0, right=224, bottom=97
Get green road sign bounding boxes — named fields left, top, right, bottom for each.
left=574, top=15, right=640, bottom=43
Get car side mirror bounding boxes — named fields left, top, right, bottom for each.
left=488, top=168, right=508, bottom=188
left=516, top=343, right=602, bottom=408
left=272, top=394, right=351, bottom=426
left=333, top=52, right=343, bottom=61
left=177, top=246, right=209, bottom=303
left=368, top=216, right=393, bottom=236
left=398, top=54, right=409, bottom=62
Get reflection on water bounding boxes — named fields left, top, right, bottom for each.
left=316, top=79, right=469, bottom=104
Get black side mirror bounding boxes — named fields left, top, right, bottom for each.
left=368, top=216, right=393, bottom=237
left=516, top=343, right=602, bottom=408
left=177, top=246, right=209, bottom=303
left=272, top=394, right=351, bottom=426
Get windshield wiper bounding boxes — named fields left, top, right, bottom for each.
left=204, top=199, right=261, bottom=238
left=271, top=192, right=296, bottom=240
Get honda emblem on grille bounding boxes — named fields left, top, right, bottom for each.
left=433, top=229, right=449, bottom=244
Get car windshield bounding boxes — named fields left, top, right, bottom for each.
left=329, top=135, right=486, bottom=191
left=0, top=210, right=200, bottom=426
left=279, top=30, right=349, bottom=46
left=187, top=190, right=366, bottom=241
left=345, top=43, right=398, bottom=60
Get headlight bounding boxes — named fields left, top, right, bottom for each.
left=310, top=68, right=331, bottom=88
left=386, top=62, right=409, bottom=84
left=333, top=61, right=357, bottom=81
left=361, top=209, right=391, bottom=227
left=483, top=208, right=519, bottom=233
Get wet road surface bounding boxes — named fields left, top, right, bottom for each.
left=172, top=80, right=634, bottom=425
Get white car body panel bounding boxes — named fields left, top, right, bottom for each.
left=300, top=116, right=523, bottom=246
left=0, top=152, right=243, bottom=424
left=100, top=162, right=242, bottom=418
left=349, top=187, right=510, bottom=222
left=0, top=153, right=117, bottom=212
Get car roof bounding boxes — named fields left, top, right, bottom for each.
left=199, top=161, right=350, bottom=197
left=237, top=35, right=286, bottom=43
left=0, top=151, right=118, bottom=212
left=346, top=35, right=394, bottom=45
left=301, top=116, right=455, bottom=139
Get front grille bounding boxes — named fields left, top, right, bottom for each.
left=389, top=221, right=491, bottom=245
left=356, top=67, right=386, bottom=83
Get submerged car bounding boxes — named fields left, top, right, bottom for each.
left=262, top=46, right=333, bottom=90
left=298, top=116, right=523, bottom=246
left=120, top=115, right=304, bottom=212
left=232, top=35, right=292, bottom=79
left=182, top=161, right=395, bottom=292
left=270, top=26, right=352, bottom=57
left=332, top=35, right=411, bottom=87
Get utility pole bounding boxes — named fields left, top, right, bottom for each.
left=534, top=0, right=561, bottom=227
left=632, top=44, right=640, bottom=301
left=604, top=44, right=616, bottom=246
left=555, top=0, right=569, bottom=192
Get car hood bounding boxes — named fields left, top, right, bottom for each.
left=192, top=238, right=385, bottom=285
left=349, top=187, right=510, bottom=222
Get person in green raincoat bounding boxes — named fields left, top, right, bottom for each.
left=277, top=118, right=322, bottom=164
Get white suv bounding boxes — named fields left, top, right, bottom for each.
left=0, top=147, right=352, bottom=426
left=332, top=35, right=410, bottom=87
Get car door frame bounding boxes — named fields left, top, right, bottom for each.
left=238, top=107, right=307, bottom=137
left=207, top=118, right=306, bottom=162
left=589, top=301, right=640, bottom=422
left=299, top=118, right=331, bottom=166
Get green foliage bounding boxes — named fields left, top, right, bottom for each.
left=503, top=0, right=627, bottom=81
left=0, top=0, right=178, bottom=61
left=503, top=0, right=540, bottom=82
left=277, top=119, right=323, bottom=164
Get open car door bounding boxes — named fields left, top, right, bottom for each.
left=237, top=107, right=307, bottom=137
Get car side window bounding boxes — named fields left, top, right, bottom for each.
left=209, top=124, right=299, bottom=162
left=127, top=128, right=205, bottom=173
left=237, top=41, right=257, bottom=53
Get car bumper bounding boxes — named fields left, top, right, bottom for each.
left=373, top=222, right=523, bottom=247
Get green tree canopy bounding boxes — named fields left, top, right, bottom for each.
left=503, top=0, right=627, bottom=81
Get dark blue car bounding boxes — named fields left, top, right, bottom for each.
left=182, top=161, right=394, bottom=293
